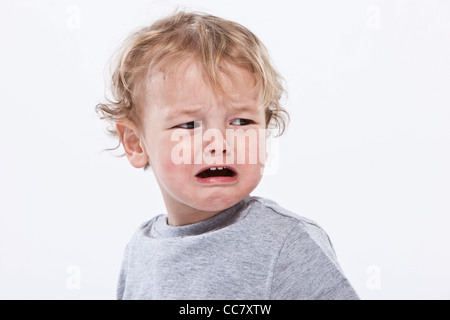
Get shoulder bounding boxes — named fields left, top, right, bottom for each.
left=126, top=214, right=166, bottom=245
left=248, top=197, right=359, bottom=299
left=248, top=196, right=323, bottom=228
left=246, top=196, right=336, bottom=258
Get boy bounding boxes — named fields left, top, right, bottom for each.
left=96, top=11, right=359, bottom=300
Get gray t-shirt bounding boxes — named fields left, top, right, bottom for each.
left=117, top=196, right=359, bottom=300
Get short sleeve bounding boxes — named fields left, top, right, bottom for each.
left=269, top=221, right=359, bottom=300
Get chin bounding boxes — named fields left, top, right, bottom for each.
left=191, top=194, right=245, bottom=212
left=195, top=187, right=255, bottom=211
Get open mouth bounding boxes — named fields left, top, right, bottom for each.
left=195, top=166, right=237, bottom=179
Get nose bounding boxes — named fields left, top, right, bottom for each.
left=207, top=146, right=227, bottom=156
left=202, top=128, right=232, bottom=158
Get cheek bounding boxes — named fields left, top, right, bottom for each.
left=149, top=137, right=192, bottom=180
left=235, top=130, right=267, bottom=184
left=231, top=129, right=267, bottom=166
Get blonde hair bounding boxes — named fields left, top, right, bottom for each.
left=96, top=11, right=289, bottom=170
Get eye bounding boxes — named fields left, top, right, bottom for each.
left=176, top=121, right=202, bottom=129
left=231, top=118, right=254, bottom=126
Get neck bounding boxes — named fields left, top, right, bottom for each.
left=166, top=207, right=222, bottom=226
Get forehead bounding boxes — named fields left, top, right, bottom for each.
left=140, top=59, right=263, bottom=113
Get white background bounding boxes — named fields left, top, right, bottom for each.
left=0, top=0, right=449, bottom=300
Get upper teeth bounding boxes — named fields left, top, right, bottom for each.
left=210, top=167, right=224, bottom=171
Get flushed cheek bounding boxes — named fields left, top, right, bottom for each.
left=156, top=142, right=192, bottom=180
left=234, top=138, right=266, bottom=187
left=239, top=163, right=264, bottom=186
left=226, top=129, right=267, bottom=167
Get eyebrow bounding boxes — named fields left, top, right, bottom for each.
left=166, top=106, right=204, bottom=119
left=229, top=104, right=261, bottom=113
left=165, top=103, right=261, bottom=120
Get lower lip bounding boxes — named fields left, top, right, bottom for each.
left=194, top=174, right=238, bottom=185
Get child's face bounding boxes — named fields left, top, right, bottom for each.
left=136, top=59, right=267, bottom=224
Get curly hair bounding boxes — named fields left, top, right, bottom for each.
left=96, top=10, right=289, bottom=170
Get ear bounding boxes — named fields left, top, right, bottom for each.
left=115, top=118, right=149, bottom=168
